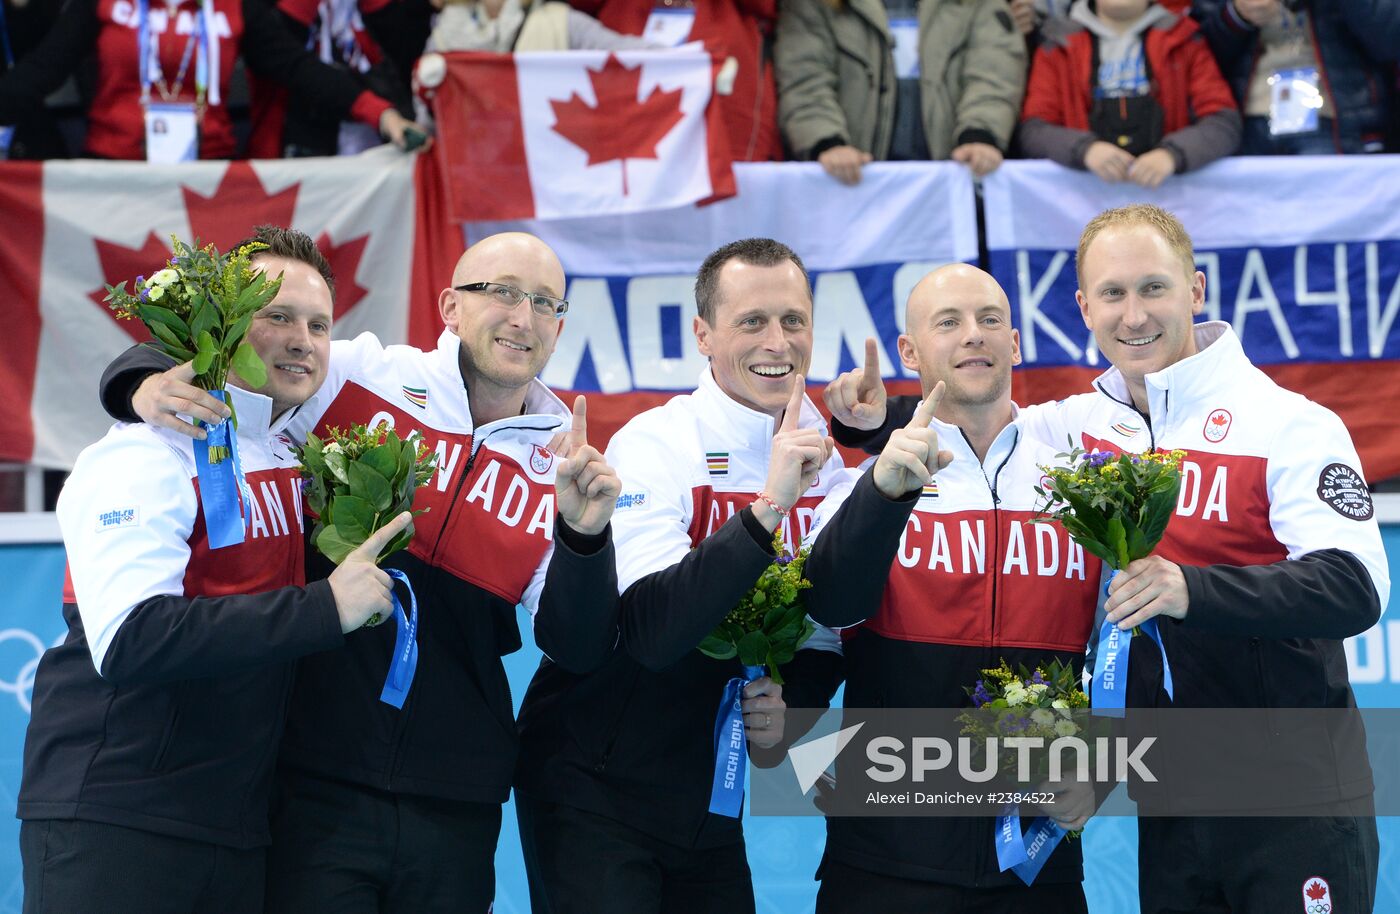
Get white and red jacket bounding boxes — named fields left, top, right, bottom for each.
left=100, top=330, right=619, bottom=806
left=19, top=385, right=344, bottom=848
left=517, top=367, right=843, bottom=848
left=1023, top=321, right=1389, bottom=810
left=804, top=411, right=1103, bottom=887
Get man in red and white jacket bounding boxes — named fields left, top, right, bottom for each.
left=20, top=227, right=409, bottom=914
left=101, top=231, right=623, bottom=913
left=803, top=264, right=1103, bottom=913
left=1027, top=204, right=1390, bottom=913
left=515, top=238, right=843, bottom=914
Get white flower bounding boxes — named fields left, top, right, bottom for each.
left=148, top=285, right=165, bottom=301
left=1029, top=682, right=1049, bottom=695
left=323, top=441, right=344, bottom=455
left=1054, top=719, right=1078, bottom=738
left=1004, top=685, right=1028, bottom=706
left=149, top=268, right=180, bottom=287
left=1051, top=698, right=1069, bottom=709
left=1031, top=709, right=1056, bottom=727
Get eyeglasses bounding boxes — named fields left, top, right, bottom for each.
left=454, top=281, right=569, bottom=319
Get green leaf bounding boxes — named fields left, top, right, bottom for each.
left=349, top=461, right=394, bottom=512
left=231, top=341, right=267, bottom=388
left=751, top=589, right=767, bottom=607
left=698, top=634, right=738, bottom=660
left=190, top=343, right=214, bottom=376
left=190, top=295, right=217, bottom=340
left=362, top=443, right=400, bottom=482
left=330, top=494, right=377, bottom=540
left=141, top=304, right=192, bottom=340
left=766, top=653, right=785, bottom=686
left=315, top=524, right=359, bottom=565
left=1104, top=516, right=1130, bottom=570
left=381, top=521, right=415, bottom=561
left=737, top=630, right=771, bottom=668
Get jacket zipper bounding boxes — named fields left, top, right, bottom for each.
left=963, top=429, right=1016, bottom=647
left=1094, top=381, right=1158, bottom=450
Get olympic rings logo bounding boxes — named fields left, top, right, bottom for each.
left=0, top=628, right=64, bottom=714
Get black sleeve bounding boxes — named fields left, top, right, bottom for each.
left=533, top=519, right=620, bottom=674
left=805, top=471, right=919, bottom=629
left=617, top=507, right=777, bottom=672
left=831, top=395, right=919, bottom=454
left=100, top=579, right=343, bottom=684
left=362, top=0, right=433, bottom=89
left=99, top=344, right=178, bottom=422
left=239, top=0, right=379, bottom=118
left=0, top=0, right=98, bottom=123
left=1177, top=548, right=1382, bottom=640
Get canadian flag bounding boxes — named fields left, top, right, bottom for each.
left=422, top=50, right=737, bottom=222
left=0, top=148, right=457, bottom=470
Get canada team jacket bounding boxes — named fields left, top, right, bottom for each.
left=804, top=414, right=1104, bottom=887
left=1023, top=321, right=1390, bottom=812
left=19, top=386, right=343, bottom=848
left=517, top=368, right=843, bottom=848
left=100, top=332, right=618, bottom=805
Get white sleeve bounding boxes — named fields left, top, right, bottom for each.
left=803, top=465, right=866, bottom=548
left=519, top=541, right=556, bottom=621
left=1267, top=402, right=1390, bottom=612
left=605, top=417, right=698, bottom=594
left=55, top=430, right=197, bottom=675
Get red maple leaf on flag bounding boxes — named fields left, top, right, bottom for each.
left=316, top=231, right=370, bottom=321
left=1211, top=414, right=1228, bottom=426
left=183, top=163, right=298, bottom=252
left=550, top=54, right=685, bottom=196
left=1305, top=881, right=1327, bottom=901
left=89, top=231, right=173, bottom=343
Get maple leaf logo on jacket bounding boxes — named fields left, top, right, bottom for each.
left=550, top=55, right=685, bottom=195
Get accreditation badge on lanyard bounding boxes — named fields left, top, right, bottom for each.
left=643, top=4, right=696, bottom=48
left=1266, top=12, right=1321, bottom=136
left=138, top=0, right=220, bottom=163
left=889, top=17, right=920, bottom=79
left=0, top=0, right=15, bottom=159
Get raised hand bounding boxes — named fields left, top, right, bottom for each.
left=871, top=381, right=953, bottom=498
left=133, top=361, right=232, bottom=439
left=555, top=396, right=622, bottom=537
left=756, top=376, right=833, bottom=531
left=327, top=511, right=414, bottom=633
left=822, top=337, right=888, bottom=431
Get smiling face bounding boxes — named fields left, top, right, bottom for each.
left=693, top=258, right=813, bottom=420
left=229, top=254, right=332, bottom=418
left=1076, top=224, right=1205, bottom=396
left=898, top=264, right=1019, bottom=410
left=439, top=232, right=566, bottom=397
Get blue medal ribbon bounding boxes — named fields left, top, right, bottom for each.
left=192, top=391, right=247, bottom=549
left=1091, top=569, right=1175, bottom=716
left=708, top=664, right=763, bottom=818
left=0, top=0, right=14, bottom=158
left=994, top=806, right=1068, bottom=885
left=378, top=568, right=419, bottom=709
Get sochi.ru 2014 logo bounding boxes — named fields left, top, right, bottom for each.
left=1302, top=876, right=1332, bottom=913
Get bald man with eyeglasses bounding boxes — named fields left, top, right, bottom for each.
left=100, top=231, right=623, bottom=914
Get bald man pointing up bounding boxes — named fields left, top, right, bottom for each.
left=101, top=231, right=624, bottom=913
left=803, top=264, right=1105, bottom=913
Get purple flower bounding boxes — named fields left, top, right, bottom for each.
left=1087, top=451, right=1112, bottom=468
left=973, top=681, right=990, bottom=706
left=776, top=551, right=794, bottom=566
left=1031, top=670, right=1045, bottom=685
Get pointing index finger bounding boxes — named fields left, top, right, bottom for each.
left=780, top=374, right=806, bottom=432
left=859, top=338, right=881, bottom=389
left=351, top=511, right=413, bottom=561
left=909, top=380, right=945, bottom=429
left=570, top=395, right=588, bottom=447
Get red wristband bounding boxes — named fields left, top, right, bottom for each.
left=755, top=491, right=790, bottom=517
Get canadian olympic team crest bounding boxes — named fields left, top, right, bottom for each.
left=1203, top=408, right=1232, bottom=443
left=1302, top=876, right=1332, bottom=913
left=530, top=445, right=554, bottom=475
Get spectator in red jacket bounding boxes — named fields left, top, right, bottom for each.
left=567, top=0, right=783, bottom=161
left=0, top=0, right=423, bottom=162
left=1019, top=0, right=1240, bottom=188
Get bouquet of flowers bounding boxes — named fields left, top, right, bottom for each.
left=697, top=530, right=815, bottom=685
left=104, top=237, right=281, bottom=462
left=1032, top=446, right=1186, bottom=573
left=297, top=422, right=437, bottom=568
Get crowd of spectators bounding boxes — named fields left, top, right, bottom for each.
left=0, top=0, right=1396, bottom=177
